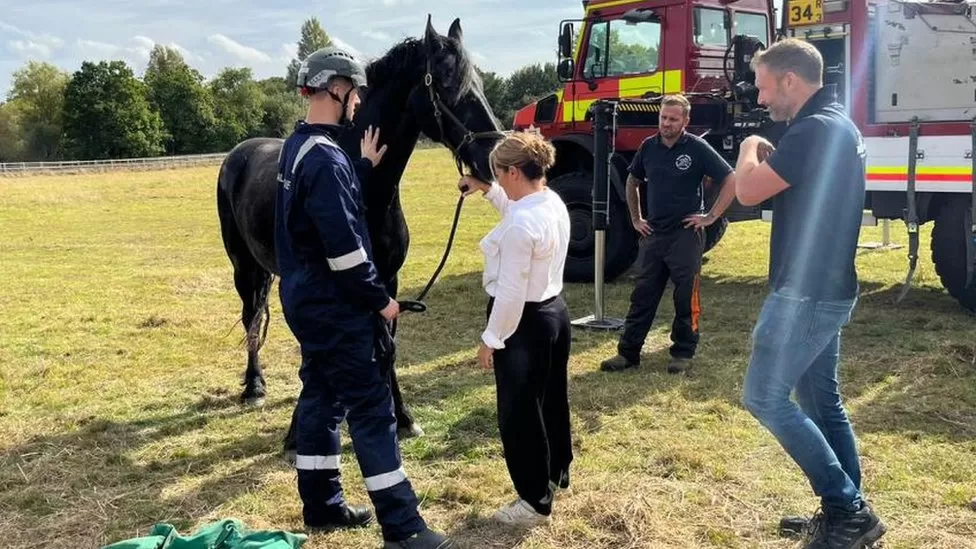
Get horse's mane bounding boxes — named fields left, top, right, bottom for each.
left=364, top=35, right=479, bottom=104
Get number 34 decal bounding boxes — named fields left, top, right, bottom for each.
left=788, top=0, right=824, bottom=25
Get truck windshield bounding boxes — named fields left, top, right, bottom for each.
left=583, top=19, right=662, bottom=78
left=693, top=9, right=769, bottom=47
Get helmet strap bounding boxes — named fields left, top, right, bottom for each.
left=330, top=87, right=355, bottom=126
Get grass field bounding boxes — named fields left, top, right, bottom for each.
left=1, top=149, right=974, bottom=549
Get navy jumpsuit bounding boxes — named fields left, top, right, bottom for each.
left=274, top=121, right=426, bottom=541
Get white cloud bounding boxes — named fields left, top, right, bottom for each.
left=133, top=35, right=155, bottom=49
left=361, top=29, right=392, bottom=42
left=77, top=39, right=122, bottom=56
left=330, top=36, right=363, bottom=60
left=75, top=38, right=153, bottom=67
left=381, top=0, right=417, bottom=6
left=9, top=39, right=53, bottom=58
left=132, top=35, right=201, bottom=63
left=207, top=33, right=271, bottom=63
left=280, top=42, right=297, bottom=63
left=1, top=19, right=64, bottom=58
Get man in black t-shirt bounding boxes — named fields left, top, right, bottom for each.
left=601, top=94, right=736, bottom=374
left=734, top=39, right=886, bottom=549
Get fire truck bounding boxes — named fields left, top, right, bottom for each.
left=512, top=0, right=976, bottom=312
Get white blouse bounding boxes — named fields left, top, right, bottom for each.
left=479, top=182, right=571, bottom=349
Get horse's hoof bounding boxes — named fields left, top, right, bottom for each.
left=397, top=424, right=425, bottom=439
left=243, top=396, right=266, bottom=408
left=283, top=449, right=297, bottom=467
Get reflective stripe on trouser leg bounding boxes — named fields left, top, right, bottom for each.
left=315, top=333, right=427, bottom=542
left=296, top=358, right=348, bottom=513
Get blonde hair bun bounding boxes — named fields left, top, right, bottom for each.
left=490, top=131, right=557, bottom=180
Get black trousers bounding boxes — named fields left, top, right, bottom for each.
left=618, top=227, right=703, bottom=363
left=487, top=295, right=573, bottom=516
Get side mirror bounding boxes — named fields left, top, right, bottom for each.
left=559, top=22, right=574, bottom=59
left=557, top=58, right=575, bottom=81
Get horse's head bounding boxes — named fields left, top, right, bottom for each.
left=410, top=16, right=504, bottom=183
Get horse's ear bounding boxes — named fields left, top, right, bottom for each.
left=448, top=18, right=463, bottom=42
left=424, top=14, right=439, bottom=52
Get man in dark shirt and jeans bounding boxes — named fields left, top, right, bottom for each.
left=734, top=39, right=886, bottom=549
left=601, top=94, right=736, bottom=374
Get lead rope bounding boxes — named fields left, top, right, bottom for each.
left=398, top=162, right=468, bottom=314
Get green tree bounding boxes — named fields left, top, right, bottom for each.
left=144, top=45, right=219, bottom=154
left=504, top=62, right=560, bottom=127
left=8, top=61, right=70, bottom=160
left=475, top=67, right=510, bottom=128
left=256, top=77, right=304, bottom=138
left=209, top=67, right=266, bottom=150
left=62, top=60, right=166, bottom=159
left=286, top=17, right=333, bottom=86
left=0, top=101, right=26, bottom=162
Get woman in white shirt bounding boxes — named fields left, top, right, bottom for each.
left=457, top=132, right=572, bottom=527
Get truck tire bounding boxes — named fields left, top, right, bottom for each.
left=931, top=196, right=976, bottom=312
left=703, top=216, right=728, bottom=254
left=548, top=171, right=637, bottom=283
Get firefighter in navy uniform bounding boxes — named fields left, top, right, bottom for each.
left=275, top=47, right=456, bottom=549
left=600, top=94, right=737, bottom=374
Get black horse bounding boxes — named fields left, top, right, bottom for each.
left=216, top=16, right=502, bottom=445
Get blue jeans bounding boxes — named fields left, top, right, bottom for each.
left=742, top=290, right=863, bottom=512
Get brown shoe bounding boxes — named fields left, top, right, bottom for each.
left=600, top=354, right=638, bottom=372
left=667, top=357, right=693, bottom=374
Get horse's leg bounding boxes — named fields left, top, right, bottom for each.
left=235, top=261, right=272, bottom=407
left=385, top=274, right=422, bottom=439
left=389, top=324, right=423, bottom=439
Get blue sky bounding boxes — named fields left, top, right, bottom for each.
left=0, top=0, right=583, bottom=97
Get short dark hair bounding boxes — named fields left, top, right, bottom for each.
left=751, top=38, right=823, bottom=85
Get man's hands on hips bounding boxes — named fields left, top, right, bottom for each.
left=683, top=212, right=717, bottom=231
left=361, top=125, right=388, bottom=168
left=379, top=298, right=399, bottom=321
left=632, top=217, right=652, bottom=237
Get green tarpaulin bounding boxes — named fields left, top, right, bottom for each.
left=102, top=518, right=307, bottom=549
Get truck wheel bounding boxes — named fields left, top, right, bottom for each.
left=548, top=171, right=637, bottom=283
left=701, top=176, right=729, bottom=254
left=931, top=196, right=976, bottom=312
left=703, top=216, right=728, bottom=254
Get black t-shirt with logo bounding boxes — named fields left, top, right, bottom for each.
left=628, top=133, right=733, bottom=233
left=764, top=87, right=866, bottom=301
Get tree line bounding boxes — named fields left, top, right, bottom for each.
left=0, top=18, right=560, bottom=163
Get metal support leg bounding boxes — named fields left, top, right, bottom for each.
left=858, top=218, right=902, bottom=250
left=573, top=100, right=624, bottom=331
left=897, top=117, right=921, bottom=303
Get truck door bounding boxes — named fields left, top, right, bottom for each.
left=568, top=9, right=677, bottom=123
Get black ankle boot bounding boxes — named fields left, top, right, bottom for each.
left=805, top=504, right=886, bottom=549
left=304, top=503, right=373, bottom=532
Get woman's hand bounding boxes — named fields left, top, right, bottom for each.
left=477, top=342, right=494, bottom=369
left=458, top=175, right=490, bottom=196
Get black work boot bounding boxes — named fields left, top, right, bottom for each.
left=304, top=503, right=373, bottom=533
left=667, top=356, right=693, bottom=374
left=805, top=504, right=886, bottom=549
left=600, top=354, right=638, bottom=372
left=383, top=528, right=457, bottom=549
left=779, top=509, right=824, bottom=538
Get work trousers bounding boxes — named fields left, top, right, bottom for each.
left=487, top=295, right=573, bottom=516
left=618, top=227, right=703, bottom=363
left=294, top=319, right=426, bottom=542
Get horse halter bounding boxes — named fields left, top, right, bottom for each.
left=423, top=56, right=506, bottom=176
